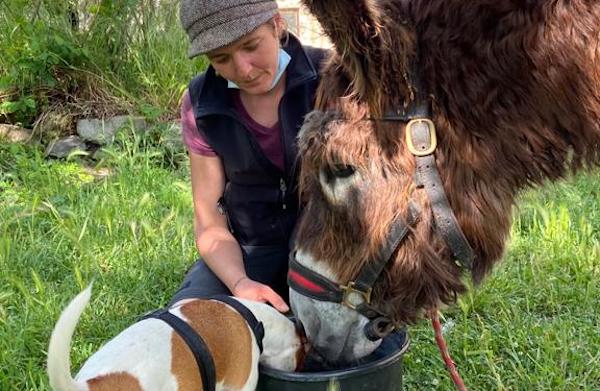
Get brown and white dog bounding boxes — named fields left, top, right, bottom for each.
left=47, top=285, right=306, bottom=391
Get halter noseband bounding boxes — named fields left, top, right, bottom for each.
left=288, top=210, right=416, bottom=341
left=288, top=54, right=476, bottom=341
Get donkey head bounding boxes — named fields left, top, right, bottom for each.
left=289, top=102, right=514, bottom=362
left=290, top=0, right=600, bottom=362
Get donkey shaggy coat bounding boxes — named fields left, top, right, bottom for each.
left=294, top=0, right=600, bottom=324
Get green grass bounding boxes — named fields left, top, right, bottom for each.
left=0, top=132, right=196, bottom=389
left=1, top=136, right=598, bottom=390
left=403, top=174, right=600, bottom=389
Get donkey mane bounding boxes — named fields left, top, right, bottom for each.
left=297, top=0, right=600, bottom=323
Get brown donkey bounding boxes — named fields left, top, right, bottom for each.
left=287, top=0, right=600, bottom=362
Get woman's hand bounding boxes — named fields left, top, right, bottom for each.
left=232, top=277, right=290, bottom=313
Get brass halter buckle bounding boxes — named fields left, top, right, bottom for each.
left=405, top=118, right=437, bottom=156
left=340, top=282, right=372, bottom=310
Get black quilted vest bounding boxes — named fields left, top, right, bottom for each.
left=188, top=35, right=327, bottom=248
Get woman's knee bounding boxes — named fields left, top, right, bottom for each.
left=169, top=259, right=230, bottom=306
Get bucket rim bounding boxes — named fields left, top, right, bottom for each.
left=259, top=334, right=410, bottom=382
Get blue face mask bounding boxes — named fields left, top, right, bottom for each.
left=227, top=48, right=291, bottom=91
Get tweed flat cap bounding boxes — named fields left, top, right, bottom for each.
left=180, top=0, right=279, bottom=58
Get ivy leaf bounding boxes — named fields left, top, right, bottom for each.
left=0, top=101, right=19, bottom=114
left=24, top=97, right=36, bottom=110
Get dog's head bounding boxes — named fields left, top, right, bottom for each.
left=235, top=298, right=308, bottom=372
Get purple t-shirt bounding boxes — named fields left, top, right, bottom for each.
left=181, top=90, right=284, bottom=171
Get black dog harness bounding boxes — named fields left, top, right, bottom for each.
left=141, top=296, right=265, bottom=391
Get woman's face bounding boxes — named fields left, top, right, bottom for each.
left=207, top=22, right=281, bottom=95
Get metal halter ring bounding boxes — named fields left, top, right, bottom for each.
left=340, top=282, right=372, bottom=310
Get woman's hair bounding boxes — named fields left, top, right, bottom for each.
left=269, top=14, right=290, bottom=46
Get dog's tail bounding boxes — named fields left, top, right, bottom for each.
left=47, top=284, right=92, bottom=391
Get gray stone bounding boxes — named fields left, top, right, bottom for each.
left=45, top=135, right=87, bottom=158
left=162, top=122, right=185, bottom=152
left=77, top=115, right=148, bottom=144
left=0, top=124, right=32, bottom=143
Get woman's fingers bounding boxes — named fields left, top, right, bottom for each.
left=261, top=286, right=290, bottom=313
left=234, top=279, right=290, bottom=312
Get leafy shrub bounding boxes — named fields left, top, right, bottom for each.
left=0, top=0, right=207, bottom=130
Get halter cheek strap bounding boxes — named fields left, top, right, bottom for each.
left=407, top=118, right=475, bottom=269
left=383, top=53, right=476, bottom=270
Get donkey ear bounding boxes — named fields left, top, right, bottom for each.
left=302, top=1, right=411, bottom=115
left=302, top=0, right=384, bottom=53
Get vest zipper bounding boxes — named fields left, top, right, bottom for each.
left=217, top=197, right=234, bottom=234
left=280, top=178, right=287, bottom=210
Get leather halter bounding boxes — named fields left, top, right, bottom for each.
left=289, top=211, right=415, bottom=314
left=141, top=296, right=265, bottom=391
left=289, top=206, right=418, bottom=340
left=386, top=55, right=476, bottom=270
left=288, top=53, right=476, bottom=339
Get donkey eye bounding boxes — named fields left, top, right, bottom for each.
left=320, top=164, right=357, bottom=186
left=330, top=164, right=356, bottom=178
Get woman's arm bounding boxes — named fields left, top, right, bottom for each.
left=189, top=151, right=289, bottom=311
left=189, top=151, right=245, bottom=290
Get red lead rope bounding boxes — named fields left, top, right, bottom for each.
left=430, top=310, right=469, bottom=391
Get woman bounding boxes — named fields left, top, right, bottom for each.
left=171, top=0, right=327, bottom=311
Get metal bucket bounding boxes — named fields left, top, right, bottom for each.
left=257, top=331, right=409, bottom=391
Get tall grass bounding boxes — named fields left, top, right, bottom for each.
left=0, top=132, right=196, bottom=389
left=0, top=134, right=598, bottom=390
